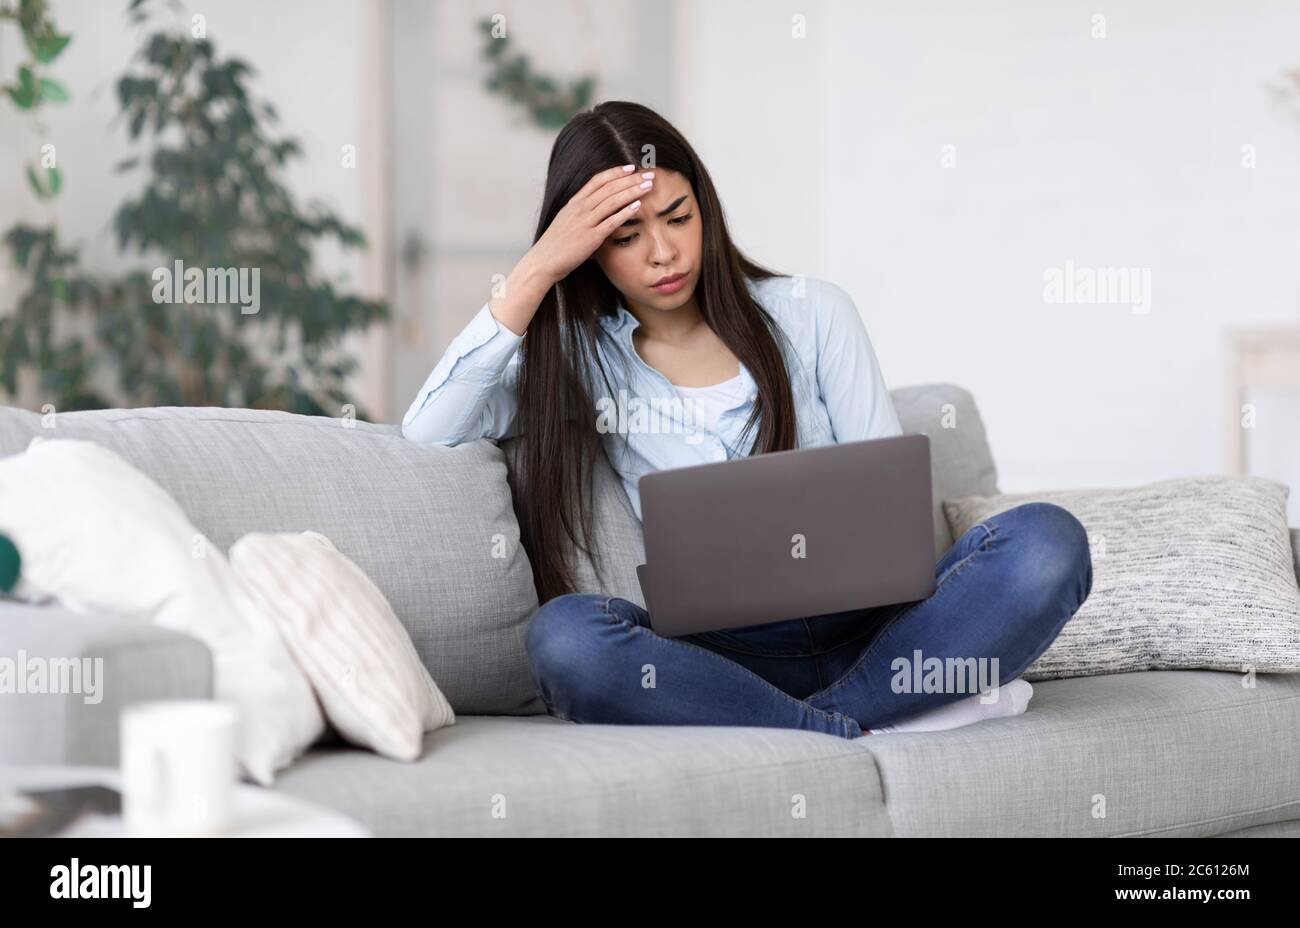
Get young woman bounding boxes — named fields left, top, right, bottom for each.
left=402, top=101, right=1093, bottom=739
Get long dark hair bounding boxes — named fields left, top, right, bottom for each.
left=514, top=100, right=799, bottom=603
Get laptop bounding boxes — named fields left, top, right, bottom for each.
left=635, top=433, right=936, bottom=637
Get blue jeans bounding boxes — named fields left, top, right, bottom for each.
left=525, top=501, right=1093, bottom=739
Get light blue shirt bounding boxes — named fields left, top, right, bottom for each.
left=400, top=275, right=903, bottom=520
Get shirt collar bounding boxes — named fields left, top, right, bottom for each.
left=598, top=292, right=638, bottom=337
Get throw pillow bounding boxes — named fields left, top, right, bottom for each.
left=230, top=530, right=455, bottom=760
left=942, top=475, right=1300, bottom=679
left=0, top=437, right=325, bottom=784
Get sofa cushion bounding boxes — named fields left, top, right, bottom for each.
left=500, top=382, right=1001, bottom=605
left=857, top=669, right=1300, bottom=836
left=273, top=714, right=890, bottom=836
left=891, top=384, right=1000, bottom=556
left=273, top=668, right=1300, bottom=837
left=498, top=436, right=647, bottom=607
left=0, top=406, right=544, bottom=716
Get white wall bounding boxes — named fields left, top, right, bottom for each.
left=671, top=0, right=836, bottom=278
left=677, top=0, right=1300, bottom=521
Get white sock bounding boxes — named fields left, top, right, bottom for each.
left=864, top=678, right=1034, bottom=735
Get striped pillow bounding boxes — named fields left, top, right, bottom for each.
left=230, top=530, right=454, bottom=760
left=942, top=476, right=1300, bottom=680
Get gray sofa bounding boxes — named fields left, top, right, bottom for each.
left=2, top=384, right=1299, bottom=837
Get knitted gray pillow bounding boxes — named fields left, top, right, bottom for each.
left=942, top=476, right=1300, bottom=680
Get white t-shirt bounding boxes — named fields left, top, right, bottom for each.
left=672, top=371, right=747, bottom=436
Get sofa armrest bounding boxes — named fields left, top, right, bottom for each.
left=0, top=600, right=213, bottom=766
left=1293, top=529, right=1299, bottom=585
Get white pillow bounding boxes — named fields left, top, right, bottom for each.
left=229, top=530, right=455, bottom=760
left=0, top=437, right=325, bottom=785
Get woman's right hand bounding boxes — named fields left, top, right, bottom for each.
left=526, top=164, right=653, bottom=286
left=488, top=165, right=652, bottom=337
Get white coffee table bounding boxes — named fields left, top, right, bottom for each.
left=0, top=765, right=370, bottom=837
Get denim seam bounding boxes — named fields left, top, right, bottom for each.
left=806, top=522, right=1000, bottom=706
left=692, top=630, right=816, bottom=659
left=534, top=678, right=569, bottom=721
left=804, top=618, right=828, bottom=690
left=599, top=596, right=855, bottom=734
left=690, top=611, right=887, bottom=660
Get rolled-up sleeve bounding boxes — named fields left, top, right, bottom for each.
left=400, top=301, right=524, bottom=445
left=812, top=278, right=902, bottom=442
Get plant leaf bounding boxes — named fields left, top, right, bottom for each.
left=5, top=83, right=37, bottom=109
left=38, top=77, right=69, bottom=103
left=25, top=164, right=47, bottom=198
left=34, top=34, right=72, bottom=65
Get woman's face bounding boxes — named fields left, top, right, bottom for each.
left=593, top=167, right=702, bottom=318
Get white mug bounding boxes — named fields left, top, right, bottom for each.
left=120, top=700, right=239, bottom=837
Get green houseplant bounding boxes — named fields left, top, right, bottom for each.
left=1, top=0, right=387, bottom=416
